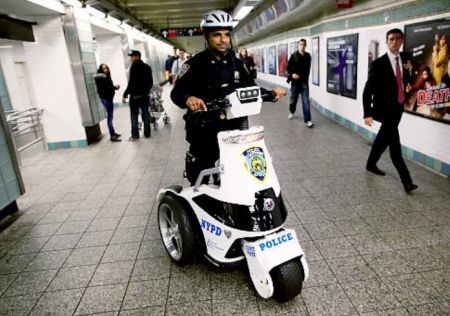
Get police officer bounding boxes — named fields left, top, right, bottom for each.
left=171, top=10, right=285, bottom=185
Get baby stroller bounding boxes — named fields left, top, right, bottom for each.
left=149, top=85, right=170, bottom=129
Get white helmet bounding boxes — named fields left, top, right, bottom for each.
left=200, top=10, right=234, bottom=31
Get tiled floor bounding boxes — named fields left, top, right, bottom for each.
left=0, top=85, right=449, bottom=315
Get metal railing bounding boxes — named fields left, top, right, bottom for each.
left=5, top=107, right=45, bottom=164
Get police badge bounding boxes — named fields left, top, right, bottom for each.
left=242, top=147, right=267, bottom=181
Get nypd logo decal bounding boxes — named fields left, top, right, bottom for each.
left=243, top=147, right=267, bottom=181
left=201, top=219, right=222, bottom=236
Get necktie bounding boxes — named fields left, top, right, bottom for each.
left=395, top=56, right=405, bottom=104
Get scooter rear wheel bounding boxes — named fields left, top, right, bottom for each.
left=270, top=258, right=304, bottom=302
left=158, top=195, right=195, bottom=265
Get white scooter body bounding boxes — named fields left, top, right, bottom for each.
left=157, top=87, right=309, bottom=299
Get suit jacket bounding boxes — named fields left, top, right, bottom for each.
left=363, top=52, right=412, bottom=123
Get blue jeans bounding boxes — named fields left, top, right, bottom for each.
left=101, top=98, right=115, bottom=137
left=129, top=95, right=150, bottom=138
left=289, top=82, right=311, bottom=123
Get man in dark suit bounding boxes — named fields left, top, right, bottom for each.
left=363, top=28, right=418, bottom=193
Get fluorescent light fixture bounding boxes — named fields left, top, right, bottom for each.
left=87, top=6, right=105, bottom=19
left=234, top=6, right=253, bottom=20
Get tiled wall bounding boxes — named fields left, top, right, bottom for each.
left=0, top=65, right=22, bottom=210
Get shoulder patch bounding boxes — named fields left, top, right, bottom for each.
left=178, top=63, right=190, bottom=79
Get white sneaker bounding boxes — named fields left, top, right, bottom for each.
left=306, top=121, right=314, bottom=128
left=288, top=114, right=293, bottom=120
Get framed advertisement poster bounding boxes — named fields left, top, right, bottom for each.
left=290, top=41, right=299, bottom=56
left=278, top=43, right=288, bottom=77
left=327, top=34, right=358, bottom=99
left=404, top=18, right=450, bottom=123
left=368, top=40, right=379, bottom=74
left=312, top=37, right=320, bottom=86
left=268, top=46, right=277, bottom=75
left=259, top=47, right=266, bottom=73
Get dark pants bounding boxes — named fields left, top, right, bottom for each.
left=366, top=115, right=412, bottom=186
left=289, top=82, right=311, bottom=123
left=100, top=98, right=115, bottom=138
left=129, top=95, right=150, bottom=138
left=185, top=142, right=219, bottom=186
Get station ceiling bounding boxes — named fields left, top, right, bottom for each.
left=88, top=0, right=240, bottom=52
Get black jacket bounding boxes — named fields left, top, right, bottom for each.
left=287, top=51, right=311, bottom=84
left=123, top=59, right=153, bottom=98
left=363, top=52, right=413, bottom=122
left=241, top=56, right=257, bottom=79
left=94, top=73, right=115, bottom=100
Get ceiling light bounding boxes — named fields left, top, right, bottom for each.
left=234, top=6, right=253, bottom=20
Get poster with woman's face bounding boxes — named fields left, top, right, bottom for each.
left=268, top=46, right=277, bottom=75
left=404, top=18, right=450, bottom=123
left=277, top=44, right=288, bottom=77
left=312, top=37, right=320, bottom=86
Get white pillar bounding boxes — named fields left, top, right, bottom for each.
left=23, top=15, right=86, bottom=148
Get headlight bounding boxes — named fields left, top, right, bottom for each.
left=237, top=88, right=260, bottom=101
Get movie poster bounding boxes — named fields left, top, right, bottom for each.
left=327, top=34, right=358, bottom=99
left=260, top=47, right=266, bottom=73
left=312, top=37, right=320, bottom=86
left=404, top=18, right=450, bottom=123
left=253, top=49, right=260, bottom=73
left=367, top=40, right=379, bottom=75
left=268, top=46, right=277, bottom=75
left=278, top=44, right=288, bottom=77
left=290, top=41, right=299, bottom=56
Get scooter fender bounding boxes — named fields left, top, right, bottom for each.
left=242, top=229, right=309, bottom=299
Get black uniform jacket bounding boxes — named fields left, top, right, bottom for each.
left=123, top=59, right=153, bottom=98
left=363, top=52, right=412, bottom=123
left=94, top=73, right=115, bottom=100
left=171, top=48, right=273, bottom=148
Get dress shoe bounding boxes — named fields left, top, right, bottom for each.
left=110, top=135, right=121, bottom=142
left=404, top=183, right=418, bottom=193
left=366, top=165, right=386, bottom=176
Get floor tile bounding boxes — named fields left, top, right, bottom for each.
left=4, top=269, right=58, bottom=296
left=90, top=261, right=134, bottom=286
left=383, top=273, right=443, bottom=306
left=75, top=284, right=127, bottom=315
left=342, top=279, right=402, bottom=313
left=302, top=283, right=358, bottom=316
left=30, top=288, right=83, bottom=316
left=47, top=265, right=96, bottom=291
left=122, top=279, right=169, bottom=309
left=64, top=246, right=106, bottom=267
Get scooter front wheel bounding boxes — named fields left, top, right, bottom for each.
left=270, top=258, right=304, bottom=302
left=158, top=195, right=195, bottom=265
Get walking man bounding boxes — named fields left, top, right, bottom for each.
left=122, top=50, right=153, bottom=140
left=287, top=39, right=313, bottom=127
left=363, top=28, right=418, bottom=193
